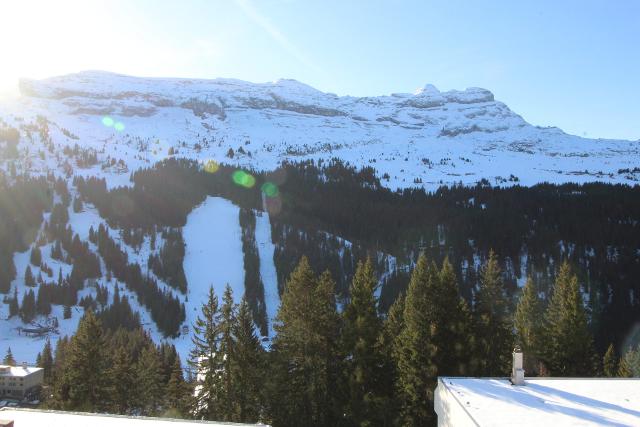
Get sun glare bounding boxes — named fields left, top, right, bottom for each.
left=0, top=1, right=149, bottom=95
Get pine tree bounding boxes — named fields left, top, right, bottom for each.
left=231, top=299, right=264, bottom=423
left=342, top=258, right=385, bottom=426
left=395, top=254, right=437, bottom=426
left=189, top=285, right=223, bottom=420
left=36, top=285, right=52, bottom=316
left=30, top=245, right=42, bottom=266
left=25, top=265, right=35, bottom=287
left=311, top=269, right=342, bottom=426
left=108, top=346, right=135, bottom=414
left=8, top=288, right=19, bottom=318
left=63, top=304, right=72, bottom=319
left=473, top=250, right=513, bottom=376
left=216, top=285, right=237, bottom=421
left=603, top=344, right=618, bottom=377
left=57, top=311, right=110, bottom=411
left=20, top=289, right=36, bottom=323
left=618, top=355, right=632, bottom=378
left=3, top=347, right=16, bottom=366
left=166, top=358, right=188, bottom=416
left=436, top=258, right=473, bottom=376
left=136, top=345, right=165, bottom=415
left=39, top=338, right=54, bottom=384
left=542, top=261, right=595, bottom=376
left=514, top=277, right=544, bottom=373
left=270, top=257, right=341, bottom=427
left=377, top=293, right=405, bottom=426
left=395, top=255, right=470, bottom=425
left=73, top=196, right=83, bottom=213
left=618, top=345, right=640, bottom=377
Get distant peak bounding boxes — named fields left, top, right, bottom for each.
left=414, top=84, right=440, bottom=96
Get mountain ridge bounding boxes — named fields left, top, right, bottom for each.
left=3, top=70, right=639, bottom=190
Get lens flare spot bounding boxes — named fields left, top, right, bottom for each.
left=114, top=122, right=125, bottom=132
left=232, top=170, right=256, bottom=188
left=261, top=182, right=279, bottom=198
left=102, top=116, right=114, bottom=127
left=204, top=160, right=219, bottom=174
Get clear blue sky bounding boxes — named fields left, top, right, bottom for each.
left=2, top=0, right=639, bottom=139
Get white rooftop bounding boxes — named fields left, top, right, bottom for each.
left=436, top=377, right=640, bottom=426
left=0, top=365, right=42, bottom=377
left=0, top=408, right=268, bottom=426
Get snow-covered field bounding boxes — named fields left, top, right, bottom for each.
left=177, top=196, right=247, bottom=362
left=255, top=211, right=279, bottom=338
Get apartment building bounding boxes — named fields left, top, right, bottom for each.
left=0, top=364, right=43, bottom=400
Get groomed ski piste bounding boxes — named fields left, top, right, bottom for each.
left=179, top=196, right=246, bottom=364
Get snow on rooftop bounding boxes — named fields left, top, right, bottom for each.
left=0, top=365, right=42, bottom=377
left=0, top=408, right=267, bottom=426
left=436, top=377, right=640, bottom=426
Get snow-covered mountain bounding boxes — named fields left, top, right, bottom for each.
left=1, top=71, right=639, bottom=366
left=4, top=70, right=639, bottom=189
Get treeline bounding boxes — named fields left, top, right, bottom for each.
left=268, top=159, right=640, bottom=354
left=239, top=208, right=268, bottom=335
left=40, top=313, right=188, bottom=416
left=148, top=228, right=188, bottom=293
left=40, top=254, right=639, bottom=426
left=70, top=158, right=640, bottom=353
left=188, top=254, right=629, bottom=427
left=271, top=222, right=364, bottom=298
left=74, top=159, right=263, bottom=229
left=0, top=175, right=53, bottom=293
left=89, top=223, right=185, bottom=337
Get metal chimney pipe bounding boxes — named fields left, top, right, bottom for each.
left=511, top=346, right=525, bottom=385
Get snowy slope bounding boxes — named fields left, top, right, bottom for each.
left=179, top=196, right=246, bottom=363
left=1, top=70, right=639, bottom=363
left=254, top=210, right=279, bottom=338
left=0, top=70, right=638, bottom=190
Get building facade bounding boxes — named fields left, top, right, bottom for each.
left=0, top=365, right=44, bottom=400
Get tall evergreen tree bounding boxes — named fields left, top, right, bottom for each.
left=8, top=288, right=19, bottom=318
left=231, top=298, right=265, bottom=423
left=108, top=346, right=135, bottom=414
left=165, top=358, right=188, bottom=416
left=57, top=311, right=110, bottom=411
left=36, top=285, right=52, bottom=316
left=24, top=265, right=35, bottom=287
left=514, top=277, right=545, bottom=373
left=542, top=261, right=595, bottom=376
left=376, top=293, right=404, bottom=426
left=39, top=338, right=54, bottom=384
left=473, top=250, right=513, bottom=376
left=189, top=285, right=223, bottom=420
left=52, top=336, right=70, bottom=386
left=30, top=245, right=42, bottom=266
left=270, top=257, right=341, bottom=427
left=603, top=344, right=618, bottom=377
left=136, top=345, right=165, bottom=415
left=436, top=258, right=473, bottom=376
left=618, top=345, right=640, bottom=377
left=20, top=289, right=36, bottom=323
left=216, top=284, right=237, bottom=421
left=342, top=258, right=385, bottom=427
left=395, top=254, right=437, bottom=426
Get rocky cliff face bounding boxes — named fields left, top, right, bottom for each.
left=5, top=70, right=640, bottom=189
